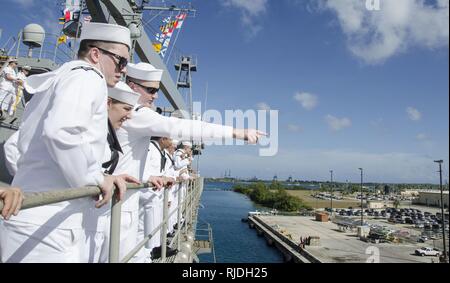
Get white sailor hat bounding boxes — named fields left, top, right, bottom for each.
left=181, top=141, right=192, bottom=147
left=80, top=22, right=131, bottom=50
left=22, top=66, right=32, bottom=71
left=108, top=81, right=140, bottom=106
left=127, top=62, right=163, bottom=82
left=172, top=139, right=179, bottom=146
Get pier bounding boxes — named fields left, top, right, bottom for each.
left=247, top=216, right=321, bottom=263
left=248, top=215, right=437, bottom=263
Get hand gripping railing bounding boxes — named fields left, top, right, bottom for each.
left=0, top=177, right=203, bottom=263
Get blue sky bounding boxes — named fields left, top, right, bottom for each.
left=1, top=0, right=449, bottom=183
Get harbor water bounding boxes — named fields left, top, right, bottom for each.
left=197, top=181, right=284, bottom=263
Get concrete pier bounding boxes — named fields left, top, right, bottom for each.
left=250, top=215, right=436, bottom=263
left=248, top=216, right=321, bottom=263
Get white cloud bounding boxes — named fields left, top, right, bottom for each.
left=223, top=0, right=268, bottom=16
left=293, top=92, right=318, bottom=110
left=407, top=107, right=422, bottom=121
left=416, top=133, right=428, bottom=141
left=325, top=115, right=352, bottom=131
left=321, top=0, right=449, bottom=64
left=222, top=0, right=268, bottom=37
left=256, top=102, right=271, bottom=111
left=287, top=124, right=303, bottom=133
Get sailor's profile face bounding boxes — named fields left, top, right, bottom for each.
left=107, top=99, right=133, bottom=129
left=98, top=43, right=130, bottom=87
left=161, top=137, right=172, bottom=149
left=135, top=81, right=161, bottom=107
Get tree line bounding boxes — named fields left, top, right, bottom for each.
left=233, top=181, right=311, bottom=212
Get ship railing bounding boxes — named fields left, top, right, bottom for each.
left=0, top=177, right=204, bottom=263
left=10, top=31, right=77, bottom=65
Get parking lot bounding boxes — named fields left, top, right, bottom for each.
left=333, top=206, right=449, bottom=239
left=260, top=215, right=439, bottom=263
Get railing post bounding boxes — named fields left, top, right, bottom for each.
left=161, top=187, right=169, bottom=262
left=185, top=180, right=191, bottom=234
left=191, top=179, right=196, bottom=224
left=109, top=190, right=122, bottom=263
left=177, top=183, right=182, bottom=251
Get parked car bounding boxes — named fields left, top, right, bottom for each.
left=432, top=224, right=441, bottom=231
left=415, top=223, right=425, bottom=228
left=417, top=236, right=428, bottom=243
left=415, top=247, right=441, bottom=257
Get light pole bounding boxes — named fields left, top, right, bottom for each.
left=330, top=170, right=334, bottom=215
left=358, top=168, right=364, bottom=226
left=434, top=160, right=448, bottom=263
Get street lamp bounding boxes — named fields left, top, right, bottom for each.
left=330, top=170, right=334, bottom=215
left=434, top=160, right=448, bottom=263
left=358, top=168, right=364, bottom=226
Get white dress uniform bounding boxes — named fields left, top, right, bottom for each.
left=8, top=70, right=28, bottom=115
left=83, top=82, right=140, bottom=263
left=0, top=65, right=17, bottom=112
left=114, top=64, right=234, bottom=262
left=3, top=130, right=19, bottom=176
left=0, top=60, right=108, bottom=263
left=0, top=23, right=132, bottom=263
left=134, top=140, right=166, bottom=262
left=165, top=150, right=180, bottom=234
left=174, top=145, right=192, bottom=215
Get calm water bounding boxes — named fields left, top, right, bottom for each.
left=197, top=181, right=284, bottom=263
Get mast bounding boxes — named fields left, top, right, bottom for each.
left=84, top=0, right=192, bottom=117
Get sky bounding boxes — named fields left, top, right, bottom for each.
left=0, top=0, right=449, bottom=184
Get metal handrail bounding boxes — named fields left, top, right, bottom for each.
left=0, top=177, right=204, bottom=263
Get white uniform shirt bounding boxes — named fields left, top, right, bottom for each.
left=115, top=106, right=233, bottom=211
left=142, top=141, right=166, bottom=181
left=10, top=60, right=108, bottom=229
left=174, top=149, right=191, bottom=171
left=0, top=66, right=17, bottom=109
left=16, top=71, right=27, bottom=93
left=3, top=130, right=19, bottom=176
left=0, top=66, right=16, bottom=92
left=115, top=106, right=233, bottom=180
left=16, top=71, right=27, bottom=82
left=163, top=149, right=177, bottom=179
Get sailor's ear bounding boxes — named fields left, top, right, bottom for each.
left=128, top=81, right=137, bottom=91
left=89, top=47, right=102, bottom=64
left=107, top=97, right=113, bottom=107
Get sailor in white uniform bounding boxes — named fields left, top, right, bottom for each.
left=0, top=58, right=18, bottom=116
left=2, top=82, right=140, bottom=262
left=166, top=140, right=180, bottom=236
left=174, top=141, right=193, bottom=226
left=8, top=65, right=30, bottom=115
left=114, top=63, right=265, bottom=262
left=84, top=81, right=140, bottom=263
left=0, top=22, right=132, bottom=263
left=136, top=136, right=176, bottom=262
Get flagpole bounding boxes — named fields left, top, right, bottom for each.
left=73, top=0, right=84, bottom=59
